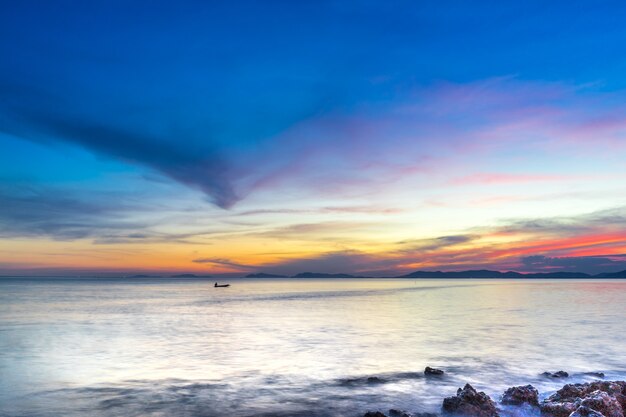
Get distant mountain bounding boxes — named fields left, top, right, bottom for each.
left=397, top=269, right=591, bottom=278
left=524, top=272, right=591, bottom=278
left=170, top=274, right=212, bottom=278
left=595, top=269, right=626, bottom=278
left=292, top=272, right=365, bottom=278
left=246, top=273, right=288, bottom=278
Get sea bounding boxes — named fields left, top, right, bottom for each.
left=1, top=277, right=625, bottom=417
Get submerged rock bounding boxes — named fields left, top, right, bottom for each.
left=502, top=385, right=539, bottom=406
left=425, top=367, right=445, bottom=376
left=339, top=375, right=387, bottom=386
left=543, top=371, right=570, bottom=378
left=584, top=373, right=606, bottom=379
left=364, top=412, right=388, bottom=417
left=442, top=384, right=499, bottom=417
left=367, top=376, right=386, bottom=384
left=389, top=409, right=412, bottom=417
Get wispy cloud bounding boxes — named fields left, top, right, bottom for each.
left=0, top=182, right=225, bottom=244
left=5, top=77, right=626, bottom=210
left=237, top=206, right=626, bottom=275
left=0, top=183, right=142, bottom=240
left=192, top=257, right=256, bottom=271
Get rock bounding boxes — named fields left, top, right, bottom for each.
left=579, top=390, right=623, bottom=417
left=540, top=381, right=626, bottom=417
left=442, top=384, right=499, bottom=417
left=367, top=376, right=386, bottom=384
left=389, top=409, right=411, bottom=417
left=540, top=401, right=578, bottom=417
left=584, top=373, right=606, bottom=379
left=502, top=385, right=539, bottom=406
left=570, top=406, right=607, bottom=417
left=364, top=412, right=388, bottom=417
left=543, top=371, right=570, bottom=378
left=425, top=367, right=445, bottom=376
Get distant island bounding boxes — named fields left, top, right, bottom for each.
left=170, top=274, right=213, bottom=278
left=596, top=270, right=626, bottom=278
left=397, top=269, right=593, bottom=278
left=127, top=274, right=212, bottom=278
left=245, top=273, right=288, bottom=278
left=124, top=269, right=626, bottom=279
left=397, top=269, right=626, bottom=278
left=246, top=269, right=626, bottom=279
left=292, top=272, right=365, bottom=278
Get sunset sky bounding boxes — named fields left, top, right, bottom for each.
left=2, top=1, right=626, bottom=276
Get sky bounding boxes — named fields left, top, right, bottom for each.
left=1, top=0, right=626, bottom=276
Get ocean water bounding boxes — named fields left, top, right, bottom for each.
left=0, top=278, right=625, bottom=417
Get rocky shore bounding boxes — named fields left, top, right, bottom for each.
left=364, top=369, right=625, bottom=417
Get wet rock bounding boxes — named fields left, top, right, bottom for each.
left=540, top=383, right=584, bottom=417
left=570, top=406, right=607, bottom=417
left=364, top=412, right=388, bottom=417
left=579, top=390, right=623, bottom=417
left=540, top=401, right=578, bottom=417
left=542, top=371, right=570, bottom=378
left=389, top=409, right=411, bottom=417
left=425, top=367, right=445, bottom=376
left=502, top=385, right=539, bottom=406
left=547, top=381, right=626, bottom=402
left=540, top=381, right=626, bottom=417
left=442, top=383, right=499, bottom=417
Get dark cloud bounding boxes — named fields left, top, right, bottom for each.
left=0, top=89, right=238, bottom=208
left=398, top=234, right=476, bottom=252
left=520, top=255, right=626, bottom=274
left=254, top=250, right=402, bottom=276
left=192, top=258, right=255, bottom=271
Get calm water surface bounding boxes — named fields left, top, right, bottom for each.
left=1, top=278, right=625, bottom=416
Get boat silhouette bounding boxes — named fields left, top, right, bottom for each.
left=214, top=282, right=230, bottom=288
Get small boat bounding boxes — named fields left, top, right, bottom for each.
left=214, top=282, right=230, bottom=288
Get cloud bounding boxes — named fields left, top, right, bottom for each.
left=192, top=257, right=255, bottom=271
left=0, top=183, right=140, bottom=240
left=256, top=250, right=396, bottom=276
left=398, top=235, right=476, bottom=252
left=243, top=206, right=626, bottom=275
left=495, top=206, right=626, bottom=236
left=0, top=89, right=238, bottom=208
left=3, top=76, right=626, bottom=210
left=0, top=182, right=219, bottom=243
left=250, top=221, right=377, bottom=241
left=520, top=255, right=626, bottom=274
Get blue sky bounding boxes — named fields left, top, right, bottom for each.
left=2, top=1, right=626, bottom=275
